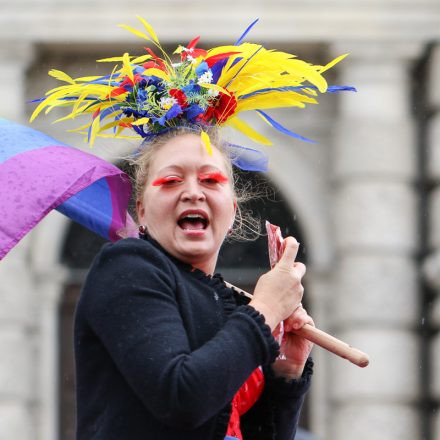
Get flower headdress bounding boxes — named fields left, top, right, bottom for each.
left=30, top=17, right=354, bottom=171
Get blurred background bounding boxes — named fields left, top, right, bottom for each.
left=1, top=1, right=440, bottom=439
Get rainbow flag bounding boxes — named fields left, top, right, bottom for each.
left=0, top=118, right=134, bottom=259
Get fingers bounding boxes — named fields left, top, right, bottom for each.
left=293, top=262, right=306, bottom=279
left=284, top=305, right=314, bottom=331
left=277, top=237, right=299, bottom=269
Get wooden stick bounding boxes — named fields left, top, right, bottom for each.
left=224, top=281, right=370, bottom=368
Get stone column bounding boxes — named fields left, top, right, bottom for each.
left=0, top=42, right=38, bottom=440
left=424, top=43, right=440, bottom=439
left=329, top=42, right=422, bottom=440
left=0, top=42, right=34, bottom=122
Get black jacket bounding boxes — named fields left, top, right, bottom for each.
left=74, top=236, right=312, bottom=439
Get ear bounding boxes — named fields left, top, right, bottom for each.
left=136, top=199, right=145, bottom=224
left=231, top=198, right=237, bottom=224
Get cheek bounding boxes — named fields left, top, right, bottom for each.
left=214, top=192, right=236, bottom=223
left=139, top=190, right=164, bottom=224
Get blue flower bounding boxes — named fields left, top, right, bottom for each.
left=136, top=88, right=147, bottom=103
left=182, top=81, right=201, bottom=95
left=185, top=104, right=204, bottom=121
left=166, top=103, right=183, bottom=120
left=151, top=103, right=183, bottom=126
left=195, top=61, right=209, bottom=76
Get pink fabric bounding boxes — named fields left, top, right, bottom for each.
left=0, top=145, right=126, bottom=259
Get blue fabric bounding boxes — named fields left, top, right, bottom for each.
left=227, top=143, right=268, bottom=172
left=56, top=176, right=113, bottom=240
left=0, top=118, right=68, bottom=163
left=0, top=119, right=131, bottom=259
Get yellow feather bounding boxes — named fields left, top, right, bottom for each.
left=67, top=121, right=93, bottom=132
left=97, top=56, right=127, bottom=63
left=115, top=125, right=126, bottom=136
left=142, top=68, right=169, bottom=81
left=173, top=45, right=185, bottom=55
left=75, top=75, right=105, bottom=83
left=227, top=117, right=273, bottom=146
left=71, top=90, right=95, bottom=118
left=136, top=16, right=159, bottom=44
left=236, top=91, right=317, bottom=113
left=131, top=54, right=153, bottom=64
left=319, top=53, right=349, bottom=74
left=200, top=131, right=213, bottom=156
left=43, top=83, right=76, bottom=95
left=118, top=24, right=152, bottom=42
left=121, top=53, right=134, bottom=82
left=98, top=116, right=131, bottom=132
left=131, top=117, right=150, bottom=126
left=206, top=45, right=244, bottom=56
left=48, top=69, right=76, bottom=84
left=94, top=133, right=140, bottom=140
left=89, top=116, right=101, bottom=147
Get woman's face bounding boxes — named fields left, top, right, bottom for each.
left=137, top=133, right=236, bottom=274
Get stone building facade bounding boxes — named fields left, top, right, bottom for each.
left=0, top=1, right=440, bottom=439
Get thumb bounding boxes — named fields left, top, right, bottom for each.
left=277, top=237, right=299, bottom=268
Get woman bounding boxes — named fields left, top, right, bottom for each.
left=74, top=126, right=314, bottom=440
left=29, top=16, right=351, bottom=440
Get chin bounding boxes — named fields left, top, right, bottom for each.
left=176, top=242, right=218, bottom=268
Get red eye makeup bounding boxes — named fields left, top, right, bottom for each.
left=198, top=172, right=229, bottom=184
left=151, top=176, right=183, bottom=186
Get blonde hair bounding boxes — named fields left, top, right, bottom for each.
left=127, top=125, right=260, bottom=241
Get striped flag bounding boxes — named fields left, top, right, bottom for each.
left=0, top=118, right=135, bottom=259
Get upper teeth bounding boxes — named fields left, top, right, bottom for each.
left=185, top=214, right=204, bottom=219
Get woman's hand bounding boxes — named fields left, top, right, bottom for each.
left=249, top=237, right=306, bottom=331
left=271, top=305, right=314, bottom=380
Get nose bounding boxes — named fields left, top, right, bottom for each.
left=180, top=178, right=206, bottom=202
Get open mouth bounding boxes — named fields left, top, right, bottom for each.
left=177, top=211, right=209, bottom=231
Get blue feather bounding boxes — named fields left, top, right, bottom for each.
left=240, top=85, right=357, bottom=100
left=234, top=19, right=259, bottom=45
left=226, top=46, right=263, bottom=88
left=327, top=85, right=357, bottom=93
left=256, top=110, right=316, bottom=143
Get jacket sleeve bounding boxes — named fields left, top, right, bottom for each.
left=79, top=239, right=279, bottom=430
left=240, top=358, right=313, bottom=440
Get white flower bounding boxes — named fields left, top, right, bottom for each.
left=207, top=88, right=220, bottom=97
left=197, top=70, right=213, bottom=85
left=159, top=97, right=178, bottom=109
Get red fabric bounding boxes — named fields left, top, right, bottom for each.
left=225, top=367, right=265, bottom=439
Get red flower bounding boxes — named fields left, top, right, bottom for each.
left=202, top=92, right=237, bottom=124
left=169, top=89, right=188, bottom=108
